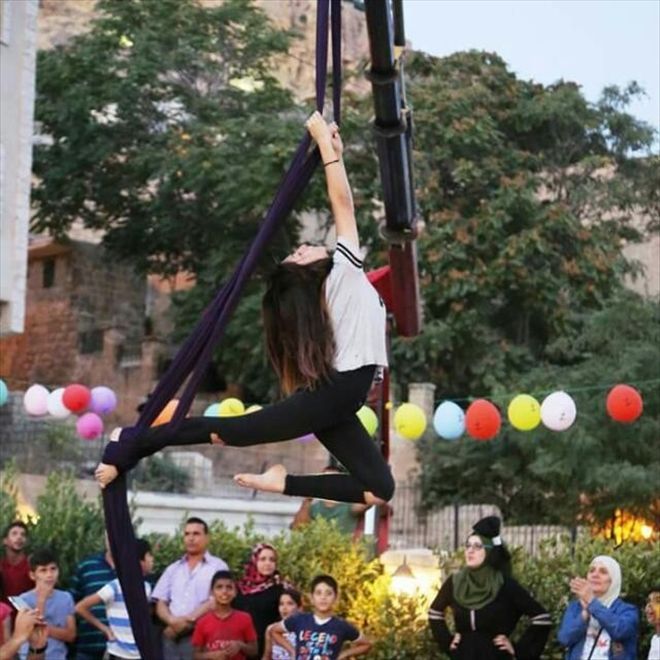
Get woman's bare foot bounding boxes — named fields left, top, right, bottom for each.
left=95, top=462, right=119, bottom=488
left=210, top=433, right=225, bottom=446
left=234, top=464, right=287, bottom=493
left=364, top=491, right=387, bottom=506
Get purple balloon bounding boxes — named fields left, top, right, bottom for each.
left=77, top=412, right=104, bottom=440
left=90, top=386, right=117, bottom=415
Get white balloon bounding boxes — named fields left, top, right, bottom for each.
left=47, top=387, right=71, bottom=419
left=23, top=384, right=49, bottom=416
left=540, top=391, right=577, bottom=431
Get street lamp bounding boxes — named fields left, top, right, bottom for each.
left=390, top=555, right=417, bottom=595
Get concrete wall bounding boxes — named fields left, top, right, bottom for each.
left=0, top=0, right=38, bottom=335
left=131, top=490, right=300, bottom=537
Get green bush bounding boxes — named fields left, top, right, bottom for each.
left=0, top=465, right=106, bottom=585
left=0, top=461, right=20, bottom=525
left=132, top=454, right=191, bottom=493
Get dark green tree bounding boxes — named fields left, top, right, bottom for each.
left=33, top=0, right=302, bottom=276
left=419, top=294, right=660, bottom=527
left=33, top=14, right=658, bottom=407
left=31, top=0, right=335, bottom=397
left=391, top=51, right=658, bottom=396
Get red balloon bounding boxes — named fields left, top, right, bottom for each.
left=62, top=384, right=91, bottom=413
left=466, top=399, right=501, bottom=441
left=606, top=384, right=643, bottom=423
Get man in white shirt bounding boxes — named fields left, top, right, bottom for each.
left=151, top=517, right=228, bottom=660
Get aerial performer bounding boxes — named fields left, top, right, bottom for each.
left=95, top=111, right=395, bottom=509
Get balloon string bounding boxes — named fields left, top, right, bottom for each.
left=4, top=377, right=659, bottom=407
left=433, top=378, right=660, bottom=407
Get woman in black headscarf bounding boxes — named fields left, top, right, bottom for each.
left=428, top=516, right=551, bottom=659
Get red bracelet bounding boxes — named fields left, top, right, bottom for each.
left=323, top=159, right=340, bottom=167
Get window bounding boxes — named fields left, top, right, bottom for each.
left=78, top=329, right=104, bottom=354
left=42, top=258, right=55, bottom=288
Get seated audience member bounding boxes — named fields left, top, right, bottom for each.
left=290, top=465, right=368, bottom=537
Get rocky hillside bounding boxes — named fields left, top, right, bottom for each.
left=37, top=0, right=371, bottom=99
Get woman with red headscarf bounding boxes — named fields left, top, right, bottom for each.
left=233, top=543, right=292, bottom=657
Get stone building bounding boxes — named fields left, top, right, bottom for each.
left=0, top=236, right=153, bottom=419
left=0, top=0, right=38, bottom=335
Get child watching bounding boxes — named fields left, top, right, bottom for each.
left=75, top=538, right=154, bottom=659
left=17, top=548, right=75, bottom=659
left=263, top=587, right=302, bottom=660
left=271, top=574, right=371, bottom=660
left=192, top=570, right=257, bottom=660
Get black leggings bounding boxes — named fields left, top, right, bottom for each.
left=105, top=366, right=394, bottom=504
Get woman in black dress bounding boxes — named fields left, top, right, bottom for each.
left=428, top=516, right=551, bottom=659
left=233, top=543, right=290, bottom=657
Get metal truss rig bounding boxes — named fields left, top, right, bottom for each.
left=364, top=0, right=421, bottom=338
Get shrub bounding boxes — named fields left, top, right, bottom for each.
left=0, top=466, right=106, bottom=585
left=0, top=461, right=20, bottom=525
left=131, top=454, right=191, bottom=493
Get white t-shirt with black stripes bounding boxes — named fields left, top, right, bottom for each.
left=324, top=237, right=388, bottom=371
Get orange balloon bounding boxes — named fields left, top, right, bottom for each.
left=151, top=399, right=179, bottom=427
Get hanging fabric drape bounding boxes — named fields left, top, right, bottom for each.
left=102, top=2, right=342, bottom=656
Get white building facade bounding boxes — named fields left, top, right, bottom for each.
left=0, top=0, right=38, bottom=335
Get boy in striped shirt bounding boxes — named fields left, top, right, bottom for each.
left=74, top=539, right=154, bottom=659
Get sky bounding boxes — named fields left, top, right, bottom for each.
left=403, top=0, right=659, bottom=140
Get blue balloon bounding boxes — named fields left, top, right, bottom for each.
left=0, top=379, right=8, bottom=407
left=203, top=403, right=221, bottom=417
left=433, top=401, right=465, bottom=440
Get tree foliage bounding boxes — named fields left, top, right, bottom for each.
left=32, top=11, right=658, bottom=411
left=419, top=294, right=660, bottom=527
left=390, top=50, right=657, bottom=396
left=33, top=0, right=302, bottom=277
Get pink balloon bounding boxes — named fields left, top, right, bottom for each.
left=76, top=412, right=104, bottom=440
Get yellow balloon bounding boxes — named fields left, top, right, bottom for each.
left=507, top=394, right=541, bottom=431
left=394, top=403, right=427, bottom=441
left=245, top=404, right=262, bottom=414
left=218, top=397, right=245, bottom=417
left=356, top=405, right=378, bottom=437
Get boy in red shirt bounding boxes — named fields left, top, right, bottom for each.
left=192, top=570, right=257, bottom=660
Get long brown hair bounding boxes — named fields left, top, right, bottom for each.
left=262, top=258, right=335, bottom=395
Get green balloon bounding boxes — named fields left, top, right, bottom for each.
left=356, top=405, right=379, bottom=437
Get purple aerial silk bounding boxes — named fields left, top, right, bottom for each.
left=102, top=1, right=342, bottom=656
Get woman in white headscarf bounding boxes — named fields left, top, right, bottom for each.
left=558, top=555, right=639, bottom=660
